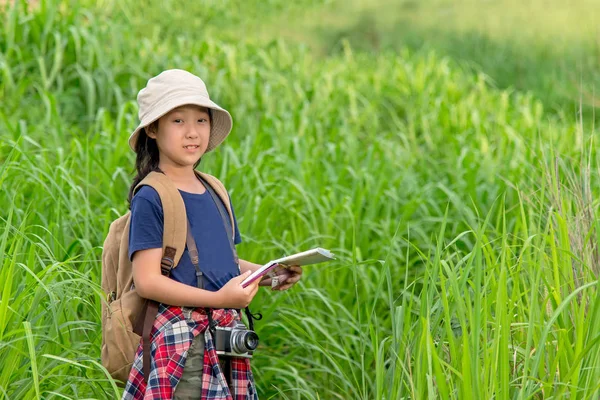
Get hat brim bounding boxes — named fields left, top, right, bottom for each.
left=128, top=95, right=233, bottom=153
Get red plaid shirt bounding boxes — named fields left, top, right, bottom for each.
left=122, top=304, right=257, bottom=399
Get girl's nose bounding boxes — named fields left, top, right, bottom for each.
left=186, top=127, right=199, bottom=138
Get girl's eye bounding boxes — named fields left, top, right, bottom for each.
left=198, top=118, right=208, bottom=123
left=173, top=119, right=183, bottom=123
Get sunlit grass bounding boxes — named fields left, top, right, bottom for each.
left=272, top=0, right=600, bottom=118
left=1, top=0, right=600, bottom=398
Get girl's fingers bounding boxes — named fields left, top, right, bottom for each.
left=289, top=266, right=303, bottom=275
left=247, top=279, right=260, bottom=290
left=250, top=282, right=260, bottom=295
left=288, top=272, right=301, bottom=282
left=270, top=266, right=303, bottom=290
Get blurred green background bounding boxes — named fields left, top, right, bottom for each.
left=1, top=0, right=600, bottom=398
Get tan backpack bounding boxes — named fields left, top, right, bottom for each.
left=100, top=170, right=235, bottom=385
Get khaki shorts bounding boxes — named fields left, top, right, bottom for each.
left=173, top=333, right=230, bottom=399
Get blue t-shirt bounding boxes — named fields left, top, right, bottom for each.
left=128, top=184, right=242, bottom=292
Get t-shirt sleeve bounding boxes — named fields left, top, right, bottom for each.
left=229, top=197, right=242, bottom=245
left=128, top=191, right=164, bottom=261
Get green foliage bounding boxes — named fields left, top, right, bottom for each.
left=304, top=0, right=600, bottom=121
left=1, top=0, right=600, bottom=398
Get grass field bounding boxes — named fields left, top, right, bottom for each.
left=2, top=0, right=600, bottom=398
left=278, top=0, right=600, bottom=121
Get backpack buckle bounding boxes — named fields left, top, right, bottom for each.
left=106, top=291, right=116, bottom=303
left=160, top=257, right=174, bottom=276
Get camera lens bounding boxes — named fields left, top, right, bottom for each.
left=244, top=331, right=259, bottom=351
left=231, top=330, right=259, bottom=353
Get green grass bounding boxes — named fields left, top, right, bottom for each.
left=270, top=0, right=600, bottom=122
left=2, top=0, right=600, bottom=398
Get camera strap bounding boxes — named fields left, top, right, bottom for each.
left=185, top=218, right=218, bottom=334
left=199, top=175, right=263, bottom=330
left=188, top=176, right=261, bottom=334
left=198, top=175, right=239, bottom=264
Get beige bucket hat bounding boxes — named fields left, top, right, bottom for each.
left=128, top=69, right=233, bottom=153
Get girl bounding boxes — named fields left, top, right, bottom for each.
left=121, top=69, right=303, bottom=399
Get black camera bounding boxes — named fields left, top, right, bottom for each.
left=213, top=321, right=259, bottom=358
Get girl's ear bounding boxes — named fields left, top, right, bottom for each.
left=146, top=122, right=158, bottom=139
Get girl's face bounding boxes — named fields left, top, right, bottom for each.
left=147, top=104, right=211, bottom=169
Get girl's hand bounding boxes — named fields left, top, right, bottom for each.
left=217, top=271, right=260, bottom=308
left=258, top=264, right=289, bottom=286
left=270, top=264, right=303, bottom=291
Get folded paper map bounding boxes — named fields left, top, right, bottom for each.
left=241, top=247, right=335, bottom=288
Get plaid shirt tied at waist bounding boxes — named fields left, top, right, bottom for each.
left=122, top=304, right=258, bottom=399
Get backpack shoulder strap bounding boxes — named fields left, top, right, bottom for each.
left=195, top=171, right=235, bottom=240
left=131, top=171, right=188, bottom=384
left=134, top=171, right=187, bottom=268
